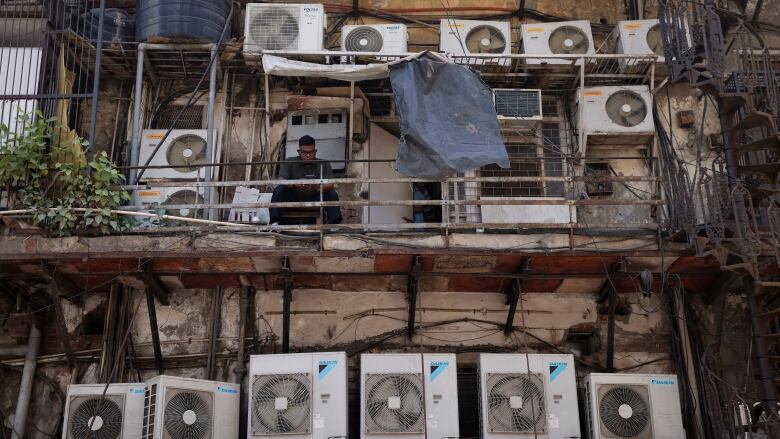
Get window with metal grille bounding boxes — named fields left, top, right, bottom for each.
left=153, top=105, right=205, bottom=129
left=481, top=144, right=543, bottom=197
left=480, top=97, right=568, bottom=199
left=494, top=89, right=542, bottom=119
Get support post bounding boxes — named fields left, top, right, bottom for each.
left=504, top=257, right=530, bottom=335
left=10, top=323, right=41, bottom=439
left=145, top=286, right=164, bottom=375
left=129, top=44, right=146, bottom=184
left=407, top=256, right=421, bottom=339
left=281, top=257, right=293, bottom=353
left=143, top=263, right=170, bottom=305
left=603, top=282, right=617, bottom=372
left=236, top=280, right=252, bottom=439
left=205, top=43, right=219, bottom=220
left=86, top=0, right=106, bottom=164
left=206, top=286, right=223, bottom=380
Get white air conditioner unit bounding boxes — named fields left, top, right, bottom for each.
left=577, top=86, right=655, bottom=142
left=361, top=353, right=459, bottom=439
left=478, top=354, right=580, bottom=439
left=138, top=129, right=210, bottom=182
left=614, top=19, right=664, bottom=71
left=248, top=352, right=348, bottom=439
left=494, top=89, right=543, bottom=121
left=286, top=110, right=348, bottom=171
left=62, top=383, right=146, bottom=439
left=134, top=186, right=206, bottom=220
left=244, top=3, right=325, bottom=60
left=142, top=375, right=239, bottom=439
left=521, top=20, right=595, bottom=64
left=341, top=24, right=408, bottom=55
left=440, top=19, right=512, bottom=65
left=583, top=373, right=685, bottom=439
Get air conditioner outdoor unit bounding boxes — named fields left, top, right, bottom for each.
left=248, top=352, right=348, bottom=439
left=286, top=110, right=348, bottom=171
left=478, top=354, right=580, bottom=439
left=62, top=383, right=146, bottom=439
left=361, top=353, right=459, bottom=439
left=142, top=375, right=239, bottom=439
left=134, top=186, right=206, bottom=220
left=521, top=20, right=595, bottom=64
left=440, top=19, right=512, bottom=65
left=138, top=129, right=210, bottom=182
left=614, top=19, right=664, bottom=71
left=494, top=89, right=543, bottom=121
left=577, top=86, right=655, bottom=138
left=583, top=373, right=685, bottom=439
left=341, top=24, right=408, bottom=56
left=244, top=3, right=325, bottom=60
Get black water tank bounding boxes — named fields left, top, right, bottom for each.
left=77, top=9, right=135, bottom=47
left=136, top=0, right=232, bottom=44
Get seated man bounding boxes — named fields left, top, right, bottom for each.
left=270, top=135, right=342, bottom=225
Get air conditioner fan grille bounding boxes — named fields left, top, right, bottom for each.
left=251, top=373, right=312, bottom=435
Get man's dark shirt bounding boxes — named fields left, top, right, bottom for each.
left=279, top=157, right=335, bottom=180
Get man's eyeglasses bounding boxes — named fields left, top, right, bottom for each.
left=298, top=149, right=317, bottom=155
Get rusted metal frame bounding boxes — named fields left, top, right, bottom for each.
left=206, top=286, right=223, bottom=380
left=504, top=257, right=530, bottom=335
left=120, top=157, right=659, bottom=172
left=142, top=262, right=170, bottom=306
left=118, top=198, right=665, bottom=212
left=47, top=282, right=75, bottom=368
left=281, top=256, right=293, bottom=353
left=144, top=285, right=164, bottom=375
left=406, top=256, right=422, bottom=339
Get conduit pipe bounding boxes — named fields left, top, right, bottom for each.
left=11, top=323, right=41, bottom=439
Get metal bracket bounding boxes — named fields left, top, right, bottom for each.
left=406, top=256, right=422, bottom=339
left=281, top=256, right=293, bottom=353
left=504, top=257, right=530, bottom=335
left=142, top=262, right=170, bottom=306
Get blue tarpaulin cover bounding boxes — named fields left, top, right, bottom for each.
left=388, top=53, right=509, bottom=178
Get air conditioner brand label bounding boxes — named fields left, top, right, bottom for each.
left=319, top=360, right=337, bottom=380
left=549, top=361, right=567, bottom=382
left=145, top=133, right=164, bottom=140
left=129, top=388, right=145, bottom=394
left=583, top=90, right=603, bottom=96
left=138, top=191, right=161, bottom=197
left=525, top=27, right=545, bottom=33
left=651, top=378, right=675, bottom=385
left=430, top=361, right=449, bottom=381
left=217, top=386, right=239, bottom=394
left=623, top=23, right=643, bottom=30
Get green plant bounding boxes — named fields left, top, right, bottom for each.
left=0, top=112, right=131, bottom=236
